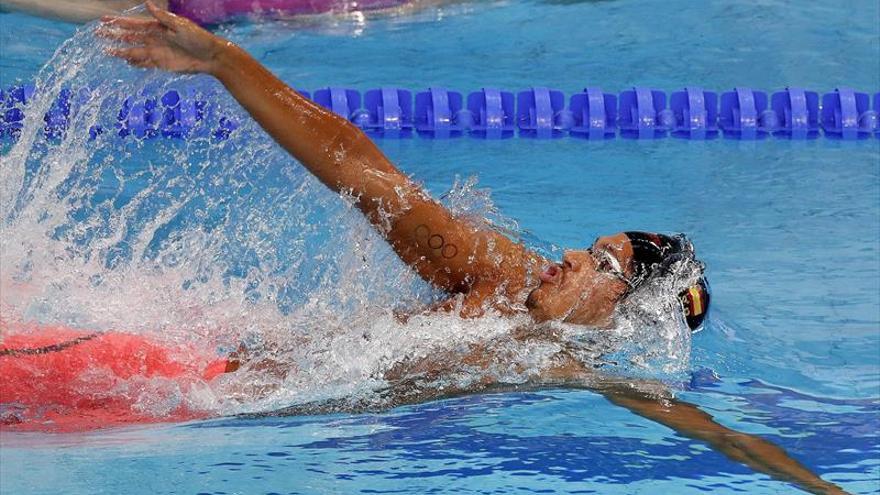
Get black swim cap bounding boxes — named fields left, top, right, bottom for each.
left=624, top=232, right=711, bottom=331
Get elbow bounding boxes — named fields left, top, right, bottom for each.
left=325, top=126, right=374, bottom=168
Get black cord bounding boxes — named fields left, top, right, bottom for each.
left=0, top=333, right=100, bottom=357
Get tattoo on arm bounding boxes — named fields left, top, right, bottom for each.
left=414, top=224, right=458, bottom=259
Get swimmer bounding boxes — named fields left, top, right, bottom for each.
left=0, top=0, right=433, bottom=24
left=0, top=0, right=168, bottom=23
left=89, top=3, right=848, bottom=494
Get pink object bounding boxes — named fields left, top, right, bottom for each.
left=0, top=324, right=230, bottom=432
left=168, top=0, right=411, bottom=24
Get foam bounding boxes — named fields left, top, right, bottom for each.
left=0, top=21, right=695, bottom=422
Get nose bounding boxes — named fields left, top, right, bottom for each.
left=562, top=251, right=582, bottom=272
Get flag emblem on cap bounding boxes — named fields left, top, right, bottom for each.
left=687, top=286, right=704, bottom=316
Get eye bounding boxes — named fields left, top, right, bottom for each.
left=563, top=259, right=573, bottom=270
left=596, top=250, right=623, bottom=275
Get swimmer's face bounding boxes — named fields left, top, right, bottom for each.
left=525, top=233, right=634, bottom=327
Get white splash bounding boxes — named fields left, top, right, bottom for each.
left=0, top=20, right=694, bottom=424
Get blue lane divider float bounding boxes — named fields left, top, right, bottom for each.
left=415, top=87, right=464, bottom=138
left=0, top=83, right=36, bottom=138
left=315, top=87, right=359, bottom=123
left=720, top=87, right=770, bottom=139
left=3, top=84, right=879, bottom=143
left=771, top=87, right=819, bottom=139
left=670, top=87, right=718, bottom=140
left=363, top=88, right=413, bottom=138
left=619, top=87, right=670, bottom=139
left=569, top=88, right=616, bottom=139
left=467, top=88, right=515, bottom=139
left=821, top=88, right=873, bottom=140
left=517, top=87, right=566, bottom=139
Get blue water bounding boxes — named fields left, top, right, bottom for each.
left=2, top=0, right=879, bottom=494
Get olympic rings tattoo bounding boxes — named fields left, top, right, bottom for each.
left=414, top=224, right=458, bottom=259
left=414, top=224, right=430, bottom=241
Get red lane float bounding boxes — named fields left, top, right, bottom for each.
left=0, top=324, right=231, bottom=432
left=168, top=0, right=412, bottom=25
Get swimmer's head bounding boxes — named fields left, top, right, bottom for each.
left=525, top=232, right=710, bottom=330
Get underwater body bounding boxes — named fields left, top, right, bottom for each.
left=1, top=1, right=879, bottom=494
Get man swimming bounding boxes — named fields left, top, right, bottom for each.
left=86, top=3, right=849, bottom=493
left=98, top=4, right=708, bottom=334
left=0, top=0, right=431, bottom=24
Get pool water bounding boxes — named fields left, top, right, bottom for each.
left=1, top=1, right=879, bottom=494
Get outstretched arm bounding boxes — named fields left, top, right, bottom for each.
left=574, top=372, right=849, bottom=495
left=0, top=0, right=164, bottom=22
left=101, top=2, right=538, bottom=296
left=390, top=344, right=848, bottom=495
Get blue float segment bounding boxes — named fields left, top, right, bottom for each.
left=770, top=88, right=819, bottom=139
left=719, top=88, right=772, bottom=139
left=415, top=87, right=464, bottom=138
left=314, top=88, right=360, bottom=120
left=821, top=88, right=872, bottom=140
left=116, top=94, right=159, bottom=139
left=118, top=88, right=211, bottom=140
left=1, top=84, right=35, bottom=138
left=160, top=89, right=195, bottom=138
left=467, top=88, right=515, bottom=139
left=213, top=115, right=239, bottom=141
left=363, top=88, right=413, bottom=138
left=2, top=106, right=26, bottom=138
left=133, top=97, right=161, bottom=139
left=88, top=124, right=104, bottom=140
left=618, top=87, right=668, bottom=139
left=569, top=88, right=616, bottom=139
left=516, top=87, right=566, bottom=139
left=4, top=84, right=35, bottom=107
left=874, top=92, right=880, bottom=137
left=43, top=88, right=72, bottom=139
left=669, top=87, right=718, bottom=139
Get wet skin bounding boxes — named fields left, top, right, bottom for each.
left=525, top=233, right=635, bottom=326
left=97, top=5, right=850, bottom=493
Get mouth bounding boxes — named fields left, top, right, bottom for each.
left=539, top=264, right=561, bottom=283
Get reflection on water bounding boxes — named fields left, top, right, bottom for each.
left=2, top=384, right=878, bottom=494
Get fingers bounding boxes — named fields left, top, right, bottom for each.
left=96, top=24, right=163, bottom=45
left=106, top=47, right=159, bottom=69
left=100, top=15, right=163, bottom=30
left=105, top=46, right=143, bottom=65
left=97, top=12, right=168, bottom=49
left=100, top=30, right=160, bottom=47
left=146, top=0, right=182, bottom=31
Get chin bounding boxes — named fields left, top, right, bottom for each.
left=525, top=287, right=540, bottom=310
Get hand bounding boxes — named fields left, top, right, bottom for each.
left=97, top=0, right=226, bottom=75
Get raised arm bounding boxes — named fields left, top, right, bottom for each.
left=101, top=2, right=540, bottom=296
